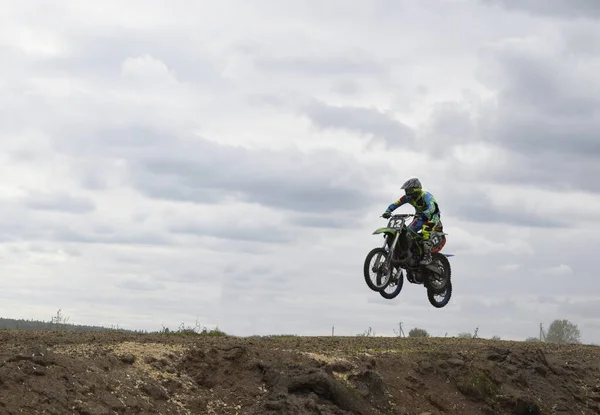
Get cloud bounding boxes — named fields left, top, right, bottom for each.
left=298, top=99, right=417, bottom=149
left=421, top=101, right=478, bottom=148
left=500, top=264, right=521, bottom=271
left=479, top=38, right=600, bottom=155
left=1, top=0, right=600, bottom=344
left=446, top=190, right=566, bottom=228
left=289, top=213, right=362, bottom=229
left=169, top=215, right=293, bottom=244
left=425, top=34, right=600, bottom=195
left=127, top=133, right=382, bottom=214
left=447, top=230, right=534, bottom=257
left=117, top=276, right=166, bottom=292
left=481, top=0, right=600, bottom=19
left=558, top=299, right=600, bottom=320
left=538, top=264, right=573, bottom=277
left=459, top=298, right=519, bottom=317
left=22, top=191, right=96, bottom=214
left=537, top=295, right=560, bottom=305
left=255, top=53, right=386, bottom=77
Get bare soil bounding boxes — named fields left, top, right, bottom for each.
left=0, top=331, right=599, bottom=414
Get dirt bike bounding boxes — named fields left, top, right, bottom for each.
left=362, top=213, right=453, bottom=308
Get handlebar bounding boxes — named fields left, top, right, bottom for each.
left=379, top=213, right=416, bottom=219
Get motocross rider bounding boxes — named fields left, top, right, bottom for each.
left=382, top=178, right=441, bottom=265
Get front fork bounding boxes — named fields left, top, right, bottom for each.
left=381, top=233, right=400, bottom=279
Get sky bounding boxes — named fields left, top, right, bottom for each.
left=1, top=0, right=599, bottom=342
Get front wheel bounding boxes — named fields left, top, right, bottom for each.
left=363, top=247, right=393, bottom=291
left=379, top=269, right=404, bottom=299
left=427, top=281, right=452, bottom=308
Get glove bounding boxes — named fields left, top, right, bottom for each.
left=382, top=211, right=391, bottom=219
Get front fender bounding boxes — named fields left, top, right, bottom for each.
left=372, top=227, right=397, bottom=236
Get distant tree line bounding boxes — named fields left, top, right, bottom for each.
left=0, top=317, right=145, bottom=333
left=1, top=311, right=585, bottom=344
left=0, top=309, right=143, bottom=333
left=357, top=319, right=585, bottom=345
left=0, top=311, right=227, bottom=336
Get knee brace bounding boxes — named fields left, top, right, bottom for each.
left=421, top=221, right=435, bottom=240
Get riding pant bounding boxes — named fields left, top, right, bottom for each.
left=409, top=214, right=441, bottom=241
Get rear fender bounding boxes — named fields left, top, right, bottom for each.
left=431, top=233, right=447, bottom=253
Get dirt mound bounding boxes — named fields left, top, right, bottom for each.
left=0, top=331, right=599, bottom=414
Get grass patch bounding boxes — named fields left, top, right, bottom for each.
left=456, top=368, right=499, bottom=403
left=425, top=349, right=453, bottom=360
left=266, top=334, right=298, bottom=338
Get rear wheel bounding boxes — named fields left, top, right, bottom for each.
left=427, top=281, right=452, bottom=308
left=425, top=252, right=451, bottom=293
left=363, top=247, right=393, bottom=291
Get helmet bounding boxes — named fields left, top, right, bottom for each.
left=401, top=177, right=422, bottom=198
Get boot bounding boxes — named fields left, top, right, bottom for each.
left=419, top=240, right=433, bottom=265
